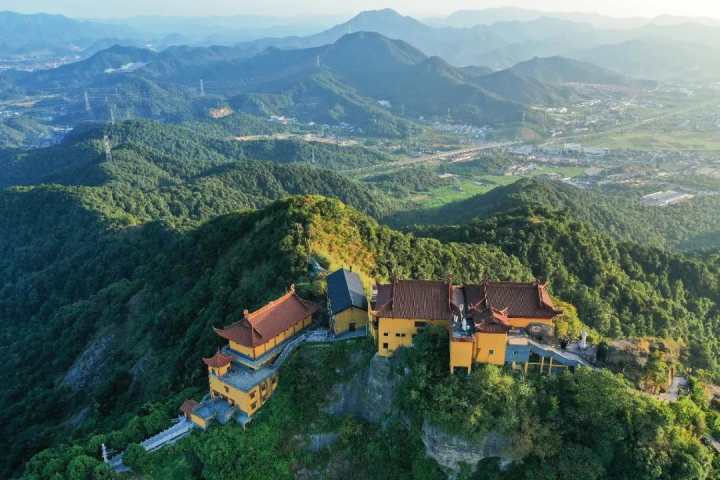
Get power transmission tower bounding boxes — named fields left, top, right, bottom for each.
left=106, top=96, right=115, bottom=125
left=84, top=90, right=91, bottom=113
left=103, top=135, right=112, bottom=163
left=316, top=55, right=321, bottom=68
left=101, top=443, right=109, bottom=463
left=200, top=79, right=205, bottom=96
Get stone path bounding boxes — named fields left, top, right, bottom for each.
left=141, top=417, right=194, bottom=452
left=658, top=376, right=688, bottom=402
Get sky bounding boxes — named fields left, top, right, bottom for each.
left=4, top=0, right=720, bottom=20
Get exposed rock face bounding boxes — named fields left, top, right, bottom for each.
left=62, top=332, right=115, bottom=391
left=305, top=433, right=340, bottom=452
left=323, top=354, right=401, bottom=424
left=422, top=422, right=514, bottom=477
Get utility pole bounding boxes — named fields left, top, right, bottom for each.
left=200, top=79, right=205, bottom=96
left=84, top=90, right=91, bottom=113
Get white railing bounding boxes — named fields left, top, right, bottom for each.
left=527, top=339, right=590, bottom=367
left=141, top=417, right=194, bottom=452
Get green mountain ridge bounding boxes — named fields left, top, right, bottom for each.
left=507, top=55, right=656, bottom=87
left=393, top=178, right=720, bottom=251
left=5, top=32, right=532, bottom=134
left=0, top=191, right=529, bottom=477
left=3, top=118, right=720, bottom=475
left=6, top=193, right=720, bottom=479
left=0, top=119, right=396, bottom=219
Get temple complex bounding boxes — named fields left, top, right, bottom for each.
left=182, top=274, right=585, bottom=430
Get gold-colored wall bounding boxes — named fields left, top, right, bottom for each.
left=332, top=307, right=368, bottom=335
left=473, top=332, right=507, bottom=366
left=189, top=413, right=208, bottom=429
left=208, top=363, right=231, bottom=377
left=376, top=317, right=448, bottom=357
left=506, top=317, right=554, bottom=329
left=449, top=339, right=474, bottom=372
left=229, top=315, right=312, bottom=359
left=209, top=373, right=279, bottom=416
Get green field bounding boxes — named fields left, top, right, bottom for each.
left=581, top=130, right=720, bottom=151
left=411, top=177, right=512, bottom=208
left=412, top=167, right=586, bottom=209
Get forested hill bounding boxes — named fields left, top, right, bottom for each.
left=7, top=195, right=720, bottom=479
left=4, top=32, right=533, bottom=134
left=0, top=119, right=396, bottom=221
left=413, top=206, right=720, bottom=371
left=394, top=178, right=720, bottom=251
left=0, top=194, right=528, bottom=477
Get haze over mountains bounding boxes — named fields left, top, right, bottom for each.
left=3, top=6, right=689, bottom=137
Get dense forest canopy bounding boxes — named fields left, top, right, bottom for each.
left=0, top=193, right=530, bottom=477
left=413, top=206, right=720, bottom=374
left=393, top=177, right=720, bottom=252
left=2, top=118, right=720, bottom=478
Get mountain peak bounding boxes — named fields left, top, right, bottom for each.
left=352, top=8, right=405, bottom=20
left=343, top=8, right=426, bottom=30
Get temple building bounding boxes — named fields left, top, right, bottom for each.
left=183, top=286, right=319, bottom=428
left=326, top=268, right=369, bottom=335
left=371, top=278, right=584, bottom=373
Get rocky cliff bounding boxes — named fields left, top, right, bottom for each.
left=422, top=422, right=515, bottom=477
left=323, top=354, right=401, bottom=424
left=323, top=352, right=518, bottom=477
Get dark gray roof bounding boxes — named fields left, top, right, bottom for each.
left=327, top=269, right=367, bottom=315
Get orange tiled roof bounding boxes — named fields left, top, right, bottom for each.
left=214, top=287, right=319, bottom=348
left=202, top=351, right=233, bottom=368
left=180, top=399, right=198, bottom=417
